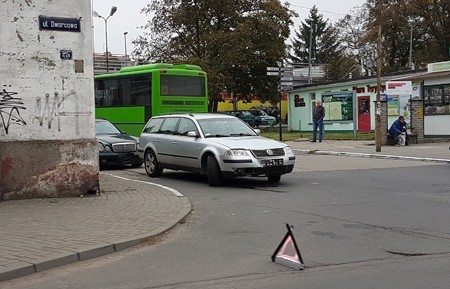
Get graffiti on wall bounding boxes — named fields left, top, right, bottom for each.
left=0, top=85, right=27, bottom=134
left=0, top=87, right=78, bottom=135
left=34, top=90, right=75, bottom=131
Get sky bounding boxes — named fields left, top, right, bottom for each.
left=92, top=0, right=366, bottom=56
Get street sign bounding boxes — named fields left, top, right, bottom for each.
left=281, top=81, right=294, bottom=86
left=266, top=67, right=280, bottom=71
left=281, top=76, right=293, bottom=81
left=281, top=71, right=293, bottom=76
left=266, top=71, right=279, bottom=76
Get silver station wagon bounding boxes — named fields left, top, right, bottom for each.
left=138, top=113, right=295, bottom=186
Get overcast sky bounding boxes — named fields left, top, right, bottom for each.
left=92, top=0, right=365, bottom=55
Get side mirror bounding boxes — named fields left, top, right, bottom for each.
left=254, top=129, right=261, bottom=135
left=187, top=131, right=198, bottom=137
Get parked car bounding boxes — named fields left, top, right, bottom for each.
left=249, top=109, right=277, bottom=125
left=222, top=110, right=276, bottom=127
left=260, top=106, right=280, bottom=119
left=138, top=113, right=295, bottom=186
left=95, top=119, right=143, bottom=168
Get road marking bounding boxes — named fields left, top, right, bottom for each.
left=102, top=173, right=185, bottom=197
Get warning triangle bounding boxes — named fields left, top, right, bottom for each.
left=271, top=224, right=304, bottom=270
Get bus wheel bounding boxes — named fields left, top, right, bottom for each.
left=267, top=174, right=281, bottom=183
left=207, top=155, right=222, bottom=186
left=145, top=150, right=163, bottom=177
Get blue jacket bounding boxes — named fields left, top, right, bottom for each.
left=389, top=119, right=405, bottom=134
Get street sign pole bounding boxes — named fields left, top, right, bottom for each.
left=277, top=63, right=283, bottom=142
left=268, top=63, right=295, bottom=142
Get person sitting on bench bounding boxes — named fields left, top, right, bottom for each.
left=389, top=116, right=409, bottom=146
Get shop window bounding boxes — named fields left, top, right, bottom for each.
left=424, top=84, right=450, bottom=115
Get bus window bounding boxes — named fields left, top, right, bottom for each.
left=160, top=75, right=205, bottom=96
left=130, top=75, right=151, bottom=106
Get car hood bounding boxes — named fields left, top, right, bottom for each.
left=208, top=136, right=286, bottom=150
left=96, top=134, right=136, bottom=144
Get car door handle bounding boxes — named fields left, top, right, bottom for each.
left=172, top=141, right=177, bottom=144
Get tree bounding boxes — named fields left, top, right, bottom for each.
left=133, top=0, right=294, bottom=108
left=289, top=6, right=328, bottom=65
left=290, top=6, right=360, bottom=81
left=409, top=0, right=450, bottom=63
left=336, top=5, right=378, bottom=75
left=361, top=0, right=449, bottom=72
left=320, top=26, right=361, bottom=81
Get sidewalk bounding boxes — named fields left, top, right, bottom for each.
left=0, top=173, right=192, bottom=282
left=285, top=139, right=450, bottom=163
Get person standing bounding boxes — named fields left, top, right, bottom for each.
left=311, top=101, right=325, bottom=142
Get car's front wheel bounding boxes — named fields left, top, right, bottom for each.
left=267, top=174, right=281, bottom=183
left=207, top=155, right=222, bottom=186
left=144, top=150, right=163, bottom=177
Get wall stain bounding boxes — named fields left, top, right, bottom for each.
left=25, top=0, right=32, bottom=7
left=16, top=30, right=23, bottom=42
left=31, top=56, right=56, bottom=67
left=1, top=157, right=13, bottom=179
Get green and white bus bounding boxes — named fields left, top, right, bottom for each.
left=95, top=63, right=208, bottom=136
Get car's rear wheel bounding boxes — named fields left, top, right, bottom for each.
left=207, top=155, right=222, bottom=186
left=144, top=150, right=163, bottom=177
left=267, top=174, right=281, bottom=183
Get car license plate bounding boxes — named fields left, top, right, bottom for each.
left=261, top=159, right=283, bottom=167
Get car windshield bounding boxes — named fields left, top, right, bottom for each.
left=198, top=118, right=258, bottom=138
left=95, top=121, right=122, bottom=135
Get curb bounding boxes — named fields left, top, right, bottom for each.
left=294, top=149, right=450, bottom=164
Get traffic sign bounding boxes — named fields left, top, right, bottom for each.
left=281, top=81, right=294, bottom=86
left=281, top=76, right=293, bottom=81
left=266, top=71, right=279, bottom=76
left=281, top=71, right=293, bottom=76
left=266, top=67, right=280, bottom=71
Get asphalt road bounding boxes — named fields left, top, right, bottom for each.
left=4, top=155, right=450, bottom=289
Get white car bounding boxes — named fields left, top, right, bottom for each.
left=138, top=113, right=295, bottom=186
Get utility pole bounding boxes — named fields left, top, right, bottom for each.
left=307, top=21, right=314, bottom=84
left=375, top=0, right=382, bottom=152
left=409, top=23, right=413, bottom=70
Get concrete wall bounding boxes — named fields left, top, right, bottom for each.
left=0, top=0, right=98, bottom=200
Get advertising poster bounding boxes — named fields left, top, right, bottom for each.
left=322, top=93, right=353, bottom=121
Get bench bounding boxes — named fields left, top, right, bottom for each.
left=386, top=133, right=417, bottom=146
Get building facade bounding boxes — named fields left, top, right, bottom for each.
left=287, top=63, right=450, bottom=139
left=0, top=0, right=98, bottom=200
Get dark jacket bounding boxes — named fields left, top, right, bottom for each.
left=389, top=119, right=406, bottom=134
left=313, top=105, right=325, bottom=121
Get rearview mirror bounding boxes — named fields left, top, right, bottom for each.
left=187, top=131, right=198, bottom=137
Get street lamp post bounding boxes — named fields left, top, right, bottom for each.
left=93, top=6, right=117, bottom=73
left=124, top=32, right=128, bottom=67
